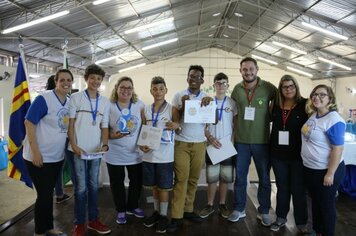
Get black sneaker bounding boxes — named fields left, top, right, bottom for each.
left=199, top=205, right=215, bottom=218
left=183, top=212, right=203, bottom=223
left=56, top=194, right=72, bottom=204
left=156, top=215, right=169, bottom=234
left=218, top=204, right=230, bottom=218
left=167, top=218, right=183, bottom=233
left=143, top=211, right=160, bottom=227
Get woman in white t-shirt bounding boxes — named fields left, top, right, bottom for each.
left=103, top=76, right=144, bottom=224
left=24, top=69, right=73, bottom=236
left=301, top=84, right=346, bottom=236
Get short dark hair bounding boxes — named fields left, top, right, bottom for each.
left=240, top=57, right=258, bottom=67
left=214, top=72, right=228, bottom=82
left=188, top=65, right=204, bottom=78
left=84, top=64, right=105, bottom=79
left=151, top=76, right=166, bottom=87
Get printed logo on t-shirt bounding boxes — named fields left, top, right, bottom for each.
left=57, top=108, right=69, bottom=133
left=301, top=119, right=315, bottom=142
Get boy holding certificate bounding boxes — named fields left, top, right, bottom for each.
left=139, top=76, right=180, bottom=233
left=68, top=64, right=111, bottom=236
left=199, top=72, right=237, bottom=219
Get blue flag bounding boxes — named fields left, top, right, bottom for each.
left=7, top=55, right=32, bottom=188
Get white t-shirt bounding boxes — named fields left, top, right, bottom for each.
left=103, top=100, right=144, bottom=165
left=67, top=90, right=110, bottom=153
left=207, top=96, right=237, bottom=141
left=141, top=102, right=175, bottom=163
left=23, top=90, right=69, bottom=163
left=301, top=111, right=345, bottom=169
left=172, top=89, right=208, bottom=143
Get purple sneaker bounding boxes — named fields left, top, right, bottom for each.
left=116, top=212, right=127, bottom=224
left=126, top=208, right=145, bottom=218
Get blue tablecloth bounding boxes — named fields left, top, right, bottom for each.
left=340, top=165, right=356, bottom=200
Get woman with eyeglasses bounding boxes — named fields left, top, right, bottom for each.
left=103, top=76, right=145, bottom=225
left=269, top=75, right=309, bottom=233
left=301, top=84, right=346, bottom=236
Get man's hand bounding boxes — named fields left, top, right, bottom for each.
left=139, top=145, right=151, bottom=153
left=201, top=96, right=213, bottom=107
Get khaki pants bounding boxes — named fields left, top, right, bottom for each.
left=171, top=140, right=206, bottom=219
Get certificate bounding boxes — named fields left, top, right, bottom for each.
left=207, top=136, right=237, bottom=165
left=184, top=100, right=217, bottom=123
left=81, top=151, right=106, bottom=160
left=137, top=125, right=163, bottom=150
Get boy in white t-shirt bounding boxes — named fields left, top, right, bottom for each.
left=139, top=76, right=180, bottom=234
left=68, top=64, right=111, bottom=236
left=198, top=72, right=237, bottom=219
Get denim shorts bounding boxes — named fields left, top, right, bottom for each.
left=142, top=161, right=173, bottom=190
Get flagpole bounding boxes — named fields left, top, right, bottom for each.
left=63, top=38, right=68, bottom=69
left=18, top=38, right=31, bottom=98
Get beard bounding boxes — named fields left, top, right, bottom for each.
left=243, top=75, right=257, bottom=83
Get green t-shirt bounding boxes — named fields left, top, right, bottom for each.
left=231, top=77, right=277, bottom=144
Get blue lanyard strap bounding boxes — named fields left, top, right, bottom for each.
left=151, top=100, right=167, bottom=127
left=215, top=96, right=227, bottom=122
left=187, top=89, right=201, bottom=98
left=116, top=100, right=132, bottom=115
left=85, top=90, right=99, bottom=124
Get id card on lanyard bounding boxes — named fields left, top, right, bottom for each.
left=243, top=81, right=258, bottom=121
left=278, top=104, right=296, bottom=145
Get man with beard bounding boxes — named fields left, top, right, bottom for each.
left=228, top=57, right=277, bottom=226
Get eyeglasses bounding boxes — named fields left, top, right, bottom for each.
left=311, top=92, right=328, bottom=99
left=118, top=86, right=133, bottom=91
left=214, top=81, right=228, bottom=87
left=281, top=84, right=296, bottom=90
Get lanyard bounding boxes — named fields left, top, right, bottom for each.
left=215, top=96, right=227, bottom=122
left=85, top=90, right=99, bottom=125
left=281, top=103, right=296, bottom=130
left=244, top=80, right=259, bottom=106
left=187, top=89, right=200, bottom=98
left=151, top=100, right=167, bottom=127
left=116, top=100, right=132, bottom=116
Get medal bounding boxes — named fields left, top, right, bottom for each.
left=92, top=120, right=96, bottom=126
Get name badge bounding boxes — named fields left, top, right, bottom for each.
left=278, top=131, right=289, bottom=145
left=244, top=107, right=255, bottom=120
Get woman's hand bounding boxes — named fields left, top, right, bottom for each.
left=110, top=131, right=129, bottom=139
left=207, top=135, right=222, bottom=149
left=139, top=145, right=151, bottom=153
left=32, top=151, right=43, bottom=167
left=165, top=121, right=179, bottom=131
left=323, top=173, right=334, bottom=186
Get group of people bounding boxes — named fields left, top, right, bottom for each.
left=23, top=57, right=346, bottom=236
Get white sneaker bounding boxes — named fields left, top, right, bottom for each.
left=227, top=210, right=246, bottom=222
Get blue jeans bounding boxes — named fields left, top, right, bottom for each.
left=142, top=162, right=173, bottom=190
left=271, top=158, right=307, bottom=225
left=72, top=155, right=101, bottom=224
left=233, top=143, right=271, bottom=214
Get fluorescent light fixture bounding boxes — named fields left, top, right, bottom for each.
left=251, top=54, right=278, bottom=65
left=223, top=34, right=229, bottom=38
left=119, top=63, right=146, bottom=73
left=272, top=41, right=307, bottom=55
left=287, top=66, right=313, bottom=77
left=29, top=73, right=41, bottom=78
left=301, top=22, right=348, bottom=40
left=212, top=12, right=221, bottom=17
left=211, top=25, right=217, bottom=28
left=234, top=13, right=243, bottom=17
left=228, top=25, right=236, bottom=29
left=93, top=0, right=111, bottom=5
left=142, top=38, right=178, bottom=50
left=318, top=57, right=352, bottom=71
left=95, top=52, right=133, bottom=64
left=208, top=34, right=214, bottom=37
left=124, top=17, right=174, bottom=34
left=2, top=10, right=70, bottom=34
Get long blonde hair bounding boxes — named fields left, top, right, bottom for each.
left=110, top=76, right=138, bottom=103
